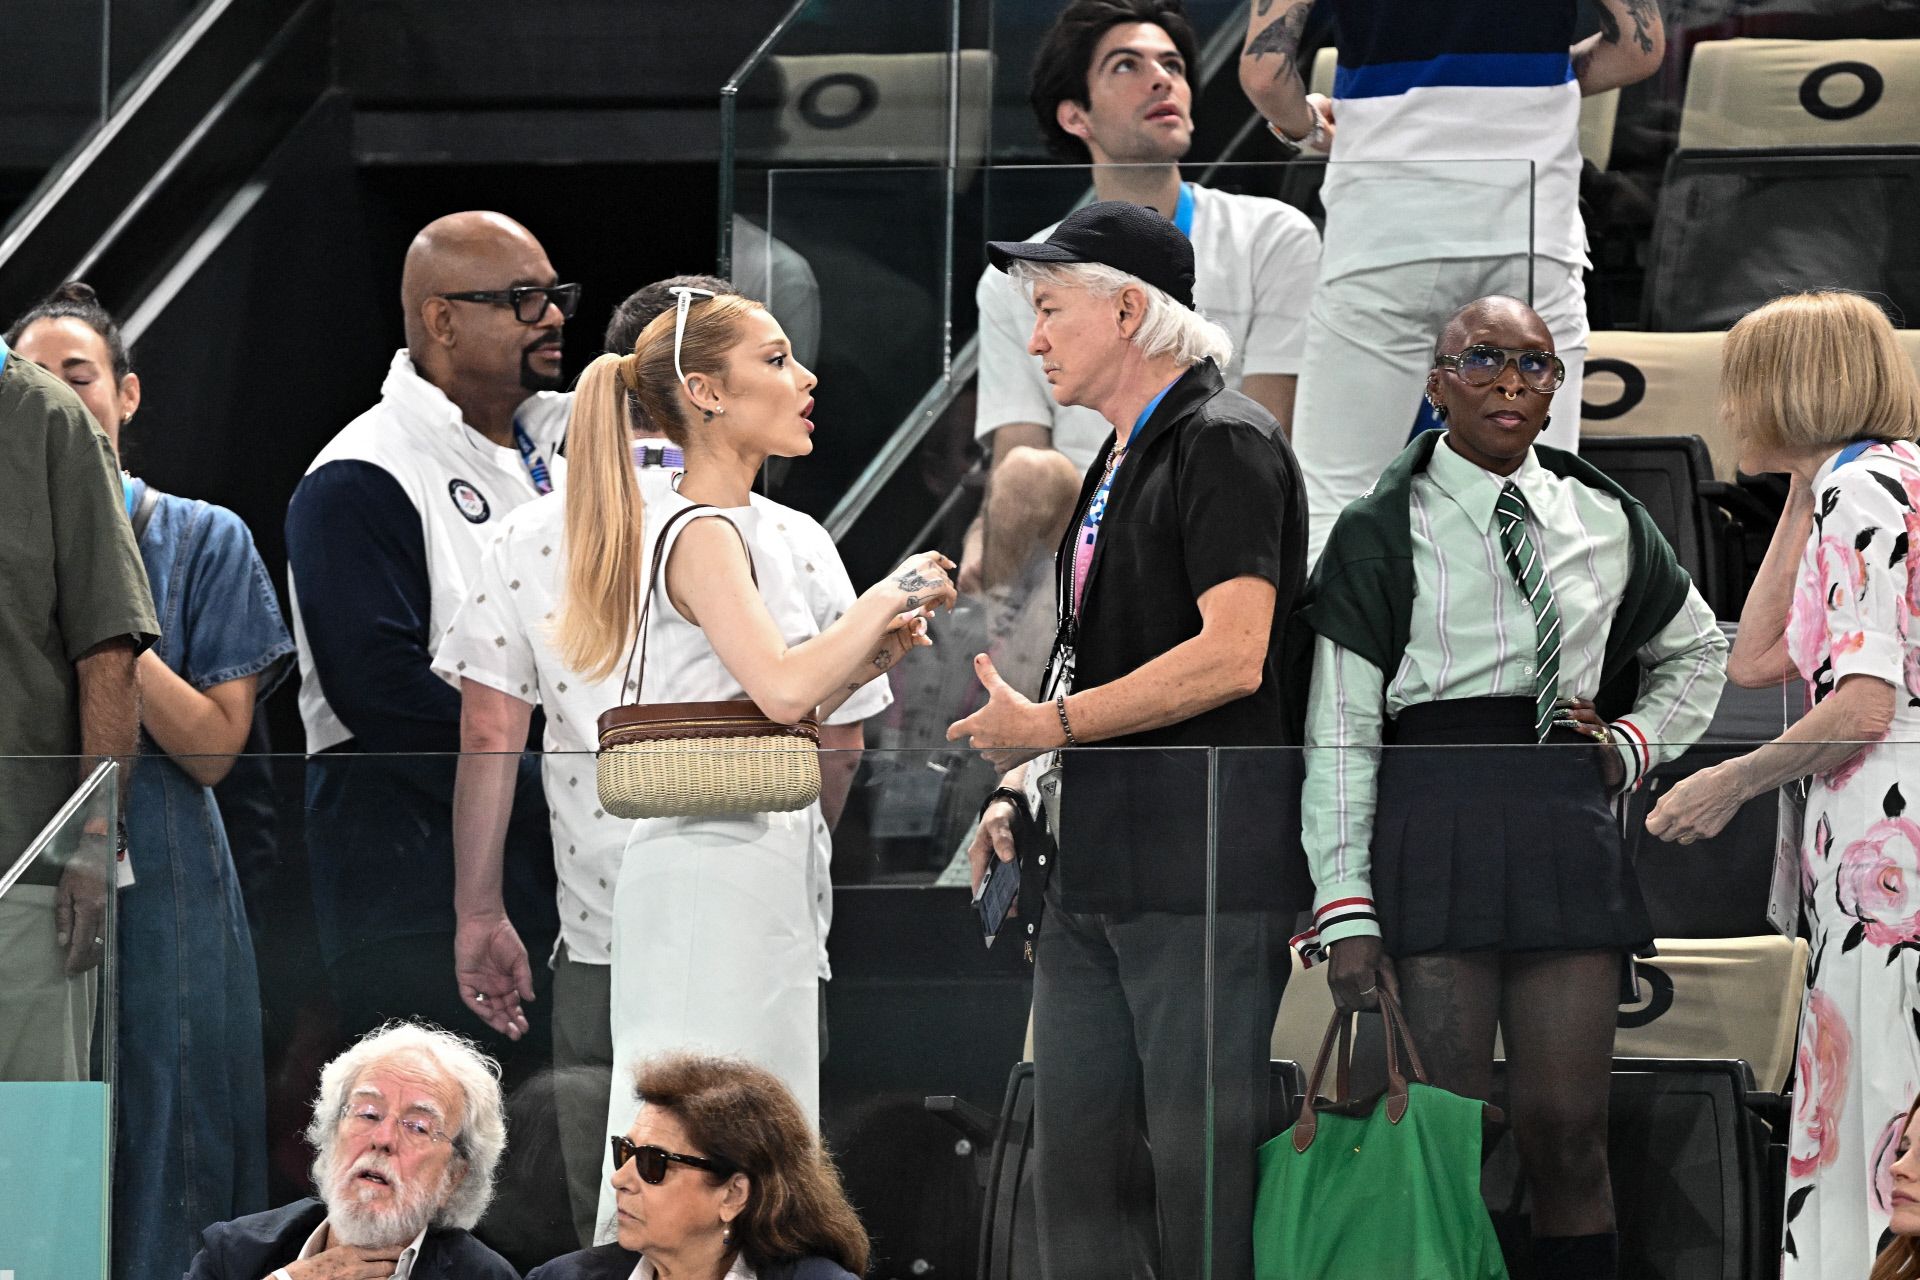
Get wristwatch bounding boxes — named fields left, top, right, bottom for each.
left=1267, top=97, right=1330, bottom=154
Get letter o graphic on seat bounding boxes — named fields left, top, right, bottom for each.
left=1581, top=357, right=1647, bottom=421
left=1616, top=961, right=1675, bottom=1029
left=1799, top=61, right=1885, bottom=122
left=797, top=72, right=880, bottom=131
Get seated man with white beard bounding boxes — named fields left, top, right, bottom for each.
left=185, top=1022, right=517, bottom=1280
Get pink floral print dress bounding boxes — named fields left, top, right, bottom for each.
left=1782, top=439, right=1920, bottom=1276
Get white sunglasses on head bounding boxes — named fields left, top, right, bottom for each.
left=667, top=286, right=717, bottom=389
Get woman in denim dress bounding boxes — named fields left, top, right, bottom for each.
left=9, top=284, right=293, bottom=1280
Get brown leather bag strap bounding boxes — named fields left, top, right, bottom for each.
left=1291, top=1008, right=1353, bottom=1154
left=618, top=504, right=762, bottom=702
left=618, top=502, right=711, bottom=702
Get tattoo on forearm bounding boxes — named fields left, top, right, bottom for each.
left=1244, top=2, right=1311, bottom=84
left=872, top=648, right=895, bottom=672
left=1598, top=0, right=1659, bottom=55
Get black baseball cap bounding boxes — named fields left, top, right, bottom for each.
left=986, top=200, right=1196, bottom=309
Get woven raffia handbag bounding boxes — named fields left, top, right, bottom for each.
left=596, top=502, right=821, bottom=820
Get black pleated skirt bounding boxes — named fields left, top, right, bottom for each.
left=1373, top=696, right=1654, bottom=958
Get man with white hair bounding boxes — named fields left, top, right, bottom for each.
left=184, top=1021, right=517, bottom=1280
left=949, top=201, right=1311, bottom=1280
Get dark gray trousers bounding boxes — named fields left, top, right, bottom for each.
left=551, top=942, right=614, bottom=1247
left=1032, top=903, right=1286, bottom=1280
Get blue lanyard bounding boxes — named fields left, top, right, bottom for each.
left=631, top=439, right=685, bottom=470
left=513, top=418, right=554, bottom=495
left=1172, top=182, right=1195, bottom=239
left=123, top=474, right=139, bottom=519
left=1831, top=439, right=1880, bottom=472
left=0, top=336, right=9, bottom=380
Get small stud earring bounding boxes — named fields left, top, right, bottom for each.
left=1542, top=413, right=1552, bottom=432
left=1428, top=399, right=1448, bottom=422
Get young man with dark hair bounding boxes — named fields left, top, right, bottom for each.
left=963, top=0, right=1321, bottom=597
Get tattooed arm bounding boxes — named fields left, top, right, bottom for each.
left=1572, top=0, right=1665, bottom=95
left=1239, top=0, right=1319, bottom=140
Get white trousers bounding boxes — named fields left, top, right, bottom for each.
left=1293, top=255, right=1590, bottom=562
left=594, top=806, right=821, bottom=1242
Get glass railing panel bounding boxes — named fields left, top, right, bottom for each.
left=757, top=164, right=955, bottom=520
left=1213, top=720, right=1912, bottom=1278
left=107, top=743, right=1203, bottom=1278
left=107, top=0, right=215, bottom=102
left=0, top=0, right=109, bottom=229
left=0, top=757, right=120, bottom=1280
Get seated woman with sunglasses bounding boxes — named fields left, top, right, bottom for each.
left=1293, top=295, right=1726, bottom=1280
left=529, top=1054, right=866, bottom=1280
left=553, top=288, right=953, bottom=1234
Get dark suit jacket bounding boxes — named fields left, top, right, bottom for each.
left=527, top=1242, right=859, bottom=1280
left=184, top=1197, right=519, bottom=1280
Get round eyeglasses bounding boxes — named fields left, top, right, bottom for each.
left=1434, top=344, right=1566, bottom=394
left=339, top=1103, right=453, bottom=1150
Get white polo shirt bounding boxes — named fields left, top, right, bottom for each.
left=973, top=182, right=1321, bottom=472
left=433, top=467, right=892, bottom=969
left=289, top=350, right=570, bottom=753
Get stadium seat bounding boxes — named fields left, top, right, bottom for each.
left=1612, top=938, right=1808, bottom=1096
left=1580, top=435, right=1737, bottom=610
left=1582, top=332, right=1737, bottom=479
left=1308, top=46, right=1617, bottom=168
left=1484, top=1060, right=1773, bottom=1280
left=1643, top=150, right=1920, bottom=331
left=1681, top=38, right=1920, bottom=151
left=767, top=51, right=994, bottom=167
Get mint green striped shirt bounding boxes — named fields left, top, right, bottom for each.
left=1300, top=435, right=1729, bottom=948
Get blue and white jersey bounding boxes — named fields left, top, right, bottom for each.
left=1321, top=0, right=1585, bottom=277
left=286, top=349, right=571, bottom=754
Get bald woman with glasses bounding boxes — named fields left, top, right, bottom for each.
left=1291, top=296, right=1726, bottom=1280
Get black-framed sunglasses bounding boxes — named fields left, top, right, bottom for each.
left=437, top=283, right=581, bottom=325
left=1434, top=344, right=1566, bottom=394
left=609, top=1134, right=735, bottom=1184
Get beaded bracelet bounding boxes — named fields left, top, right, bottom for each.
left=1055, top=692, right=1078, bottom=747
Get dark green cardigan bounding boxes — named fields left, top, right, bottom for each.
left=1287, top=431, right=1696, bottom=730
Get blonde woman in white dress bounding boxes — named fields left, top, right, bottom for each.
left=553, top=290, right=955, bottom=1239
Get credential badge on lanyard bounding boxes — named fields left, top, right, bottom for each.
left=514, top=417, right=554, bottom=495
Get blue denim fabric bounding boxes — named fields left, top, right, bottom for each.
left=115, top=484, right=291, bottom=1280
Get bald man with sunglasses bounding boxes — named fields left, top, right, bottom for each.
left=286, top=212, right=577, bottom=1082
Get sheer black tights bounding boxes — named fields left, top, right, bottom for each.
left=1393, top=949, right=1619, bottom=1237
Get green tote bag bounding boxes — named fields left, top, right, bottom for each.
left=1253, top=989, right=1508, bottom=1280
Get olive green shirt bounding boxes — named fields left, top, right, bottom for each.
left=0, top=341, right=158, bottom=866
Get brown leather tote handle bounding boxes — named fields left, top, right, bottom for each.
left=1292, top=987, right=1434, bottom=1152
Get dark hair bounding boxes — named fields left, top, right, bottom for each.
left=605, top=274, right=740, bottom=433
left=603, top=274, right=738, bottom=356
left=4, top=281, right=133, bottom=380
left=633, top=1054, right=870, bottom=1276
left=1029, top=0, right=1199, bottom=162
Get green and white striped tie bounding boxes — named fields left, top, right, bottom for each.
left=1495, top=481, right=1561, bottom=741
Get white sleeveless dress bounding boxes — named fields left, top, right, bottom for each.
left=595, top=489, right=826, bottom=1239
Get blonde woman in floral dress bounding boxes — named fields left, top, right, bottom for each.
left=1647, top=292, right=1920, bottom=1276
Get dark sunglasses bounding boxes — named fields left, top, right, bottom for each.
left=1435, top=344, right=1566, bottom=393
left=609, top=1134, right=735, bottom=1184
left=438, top=283, right=582, bottom=325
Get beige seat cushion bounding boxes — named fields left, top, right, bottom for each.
left=767, top=51, right=993, bottom=167
left=1681, top=38, right=1920, bottom=150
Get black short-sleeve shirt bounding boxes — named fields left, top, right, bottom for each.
left=1047, top=358, right=1310, bottom=915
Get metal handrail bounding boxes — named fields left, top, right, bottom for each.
left=0, top=761, right=117, bottom=902
left=717, top=0, right=815, bottom=280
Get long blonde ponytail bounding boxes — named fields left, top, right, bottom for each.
left=554, top=353, right=647, bottom=683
